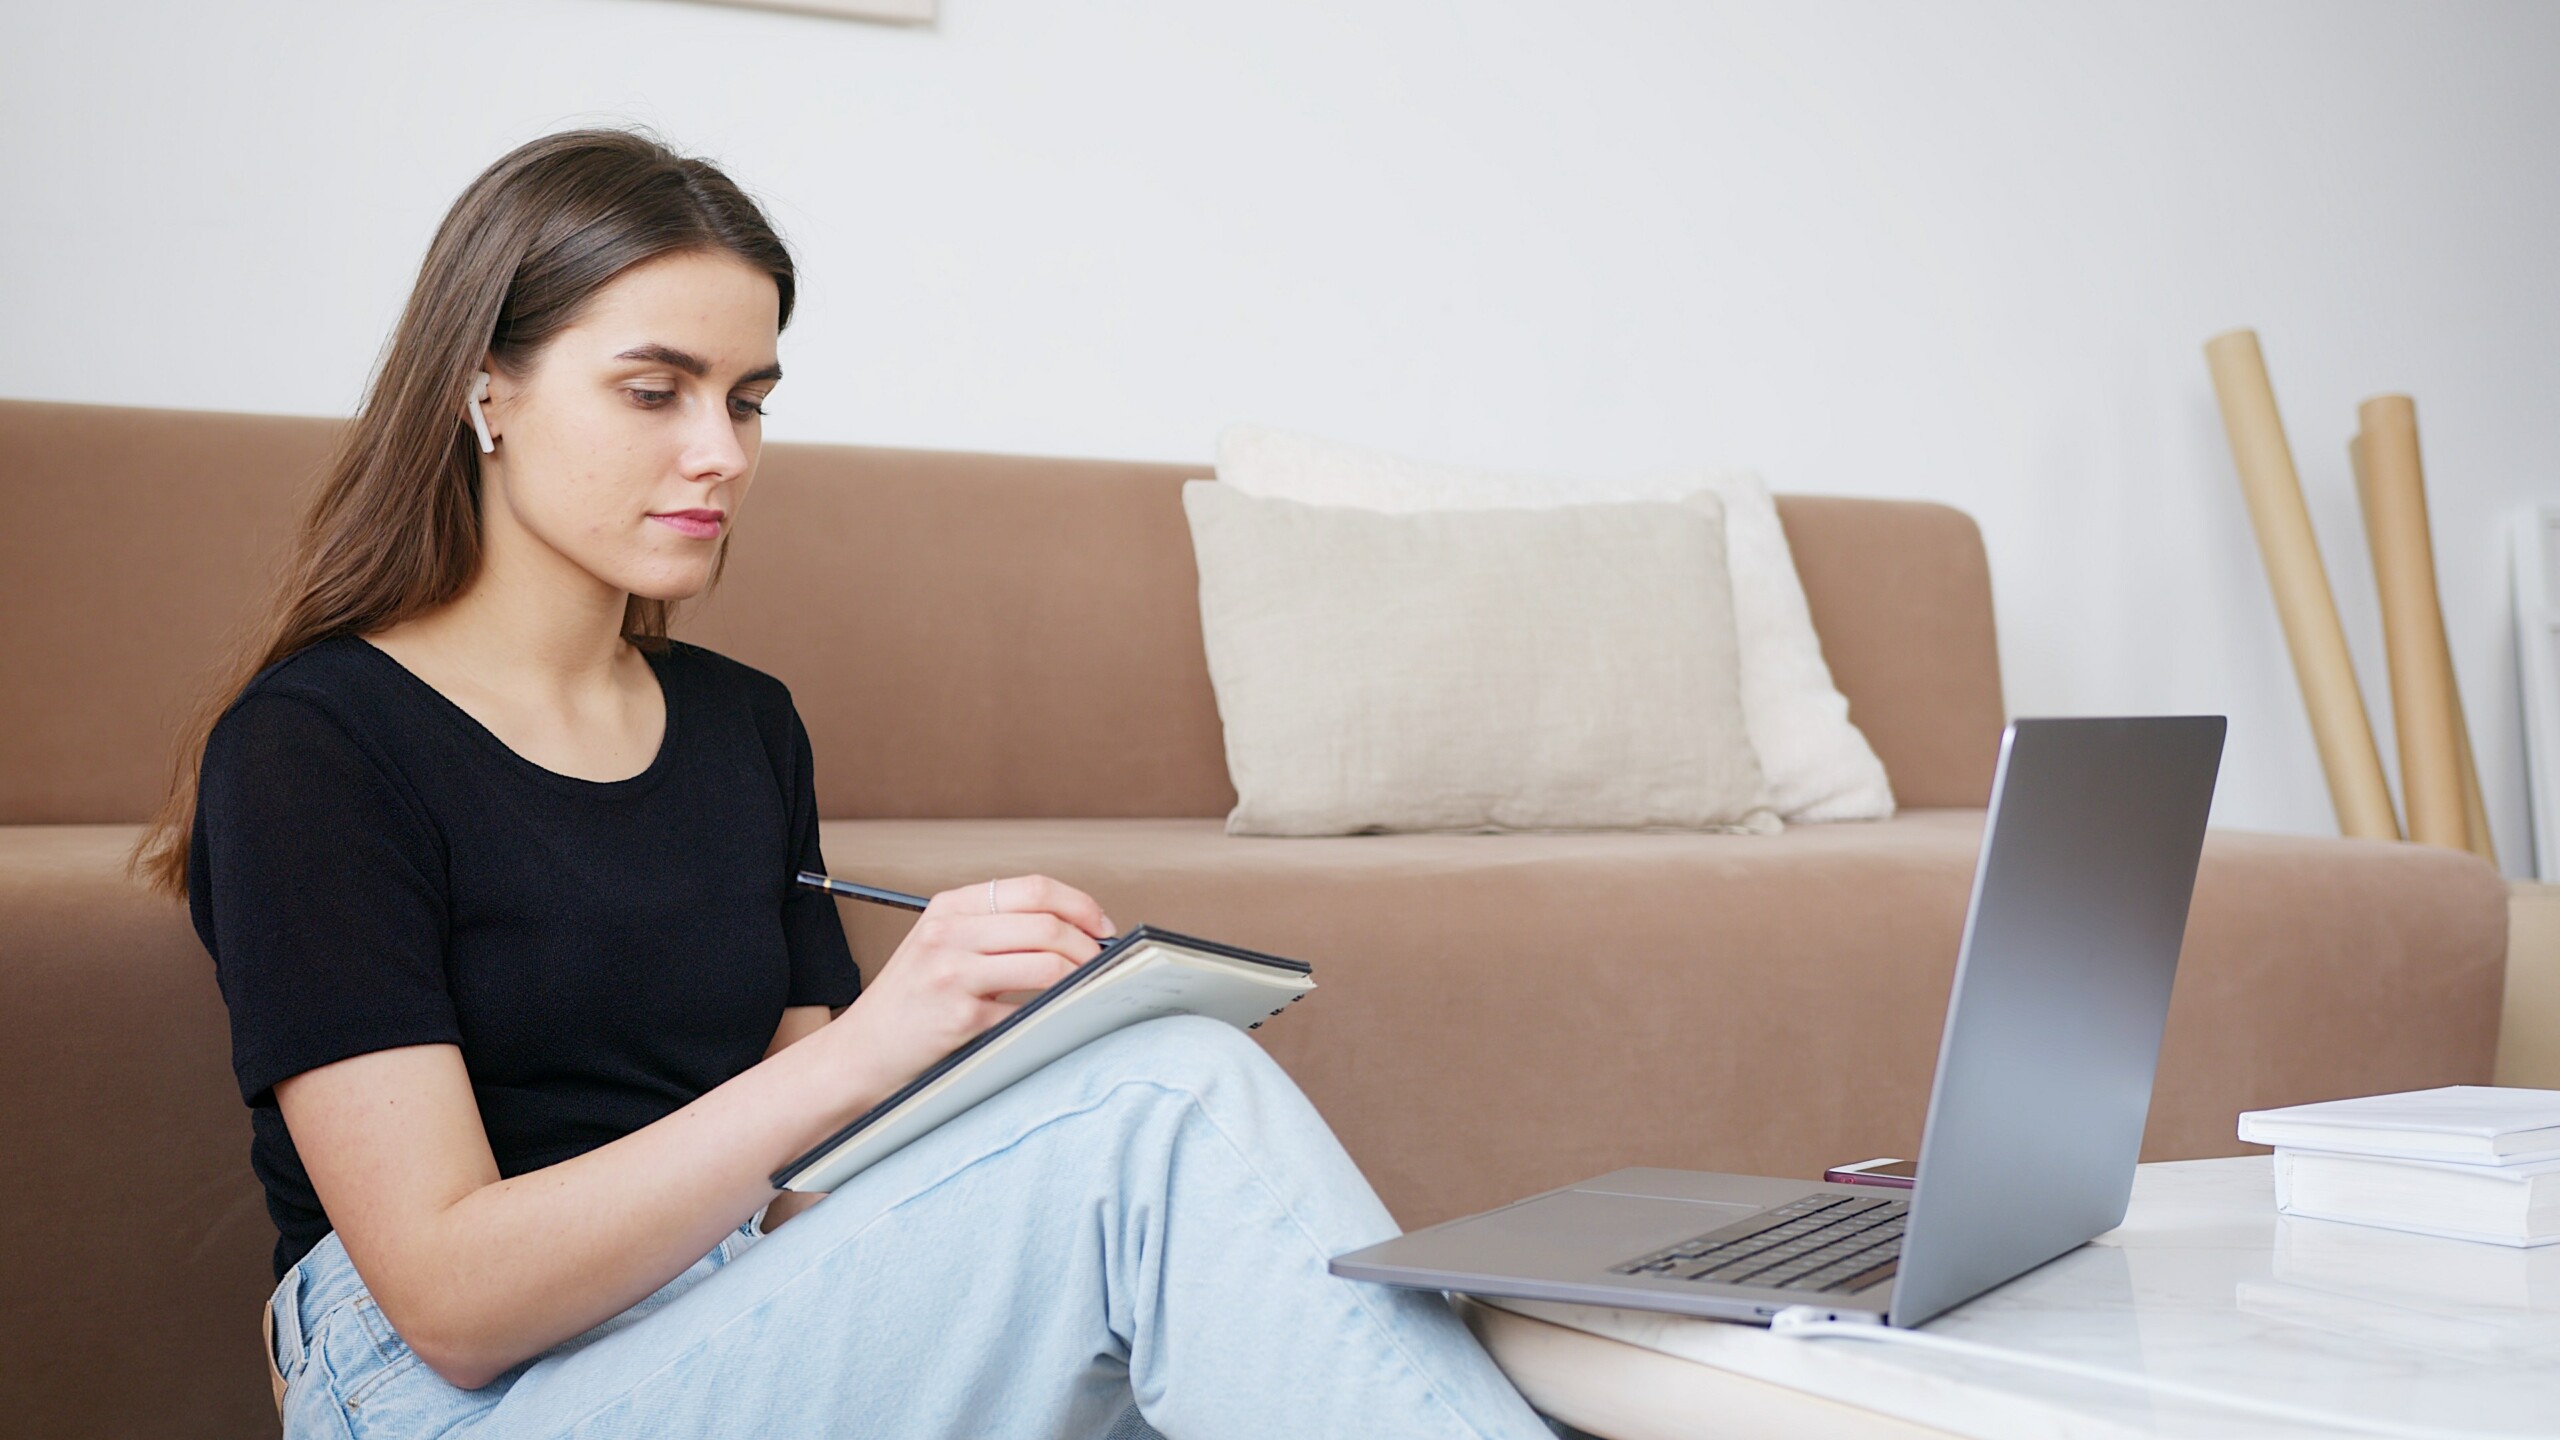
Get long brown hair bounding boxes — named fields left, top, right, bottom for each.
left=128, top=127, right=796, bottom=900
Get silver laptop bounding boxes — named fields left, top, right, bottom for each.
left=1331, top=715, right=2226, bottom=1329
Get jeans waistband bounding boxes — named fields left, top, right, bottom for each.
left=268, top=1230, right=370, bottom=1382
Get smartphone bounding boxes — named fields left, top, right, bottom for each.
left=1822, top=1156, right=1917, bottom=1189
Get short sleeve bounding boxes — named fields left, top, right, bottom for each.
left=194, top=692, right=460, bottom=1106
left=778, top=702, right=861, bottom=1008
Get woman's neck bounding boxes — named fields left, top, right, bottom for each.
left=376, top=585, right=631, bottom=701
left=361, top=584, right=667, bottom=785
left=360, top=520, right=640, bottom=717
left=391, top=480, right=647, bottom=695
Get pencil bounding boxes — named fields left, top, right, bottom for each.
left=794, top=871, right=929, bottom=912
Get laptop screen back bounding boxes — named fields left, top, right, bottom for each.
left=1890, top=716, right=2224, bottom=1328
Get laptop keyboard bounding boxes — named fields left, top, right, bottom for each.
left=1610, top=1192, right=1906, bottom=1294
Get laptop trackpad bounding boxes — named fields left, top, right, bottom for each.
left=1448, top=1190, right=1761, bottom=1273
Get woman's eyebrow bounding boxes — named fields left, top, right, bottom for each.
left=613, top=343, right=782, bottom=385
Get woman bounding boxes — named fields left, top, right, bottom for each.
left=129, top=129, right=1552, bottom=1439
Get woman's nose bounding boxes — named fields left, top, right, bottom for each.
left=682, top=398, right=750, bottom=481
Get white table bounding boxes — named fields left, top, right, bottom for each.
left=1467, top=1157, right=2560, bottom=1439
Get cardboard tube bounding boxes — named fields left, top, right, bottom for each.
left=2458, top=707, right=2496, bottom=862
left=2356, top=397, right=2488, bottom=856
left=2205, top=330, right=2399, bottom=841
left=2352, top=432, right=2498, bottom=864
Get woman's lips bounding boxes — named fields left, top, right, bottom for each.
left=649, top=512, right=722, bottom=540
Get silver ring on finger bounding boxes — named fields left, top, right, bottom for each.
left=988, top=877, right=999, bottom=914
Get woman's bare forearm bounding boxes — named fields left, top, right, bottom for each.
left=394, top=1031, right=885, bottom=1387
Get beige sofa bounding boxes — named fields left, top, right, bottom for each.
left=0, top=398, right=2509, bottom=1439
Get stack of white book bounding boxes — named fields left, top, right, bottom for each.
left=2238, top=1086, right=2560, bottom=1247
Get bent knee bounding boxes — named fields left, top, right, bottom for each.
left=1090, top=1014, right=1284, bottom=1098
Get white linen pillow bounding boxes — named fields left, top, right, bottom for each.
left=1215, top=422, right=1895, bottom=822
left=1181, top=482, right=1779, bottom=837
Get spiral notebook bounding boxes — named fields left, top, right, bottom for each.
left=772, top=926, right=1315, bottom=1193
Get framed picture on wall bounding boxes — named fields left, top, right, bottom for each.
left=668, top=0, right=935, bottom=23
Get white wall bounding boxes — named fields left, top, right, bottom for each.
left=7, top=0, right=2557, bottom=866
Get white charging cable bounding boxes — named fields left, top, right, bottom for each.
left=1767, top=1307, right=2505, bottom=1440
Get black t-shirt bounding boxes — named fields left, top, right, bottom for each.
left=187, top=634, right=860, bottom=1278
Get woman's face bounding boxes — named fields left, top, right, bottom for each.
left=478, top=249, right=782, bottom=604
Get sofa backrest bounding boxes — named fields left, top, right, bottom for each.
left=0, top=398, right=2004, bottom=824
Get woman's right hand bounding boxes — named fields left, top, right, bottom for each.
left=813, top=875, right=1119, bottom=1107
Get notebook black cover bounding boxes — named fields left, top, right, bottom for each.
left=770, top=926, right=1312, bottom=1189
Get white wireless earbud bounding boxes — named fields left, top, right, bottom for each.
left=466, top=371, right=496, bottom=454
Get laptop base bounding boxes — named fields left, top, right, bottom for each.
left=1329, top=1167, right=1901, bottom=1326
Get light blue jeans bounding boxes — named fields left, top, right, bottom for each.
left=266, top=1016, right=1553, bottom=1438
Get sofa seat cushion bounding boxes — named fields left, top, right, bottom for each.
left=818, top=811, right=2507, bottom=1228
left=0, top=824, right=275, bottom=1438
